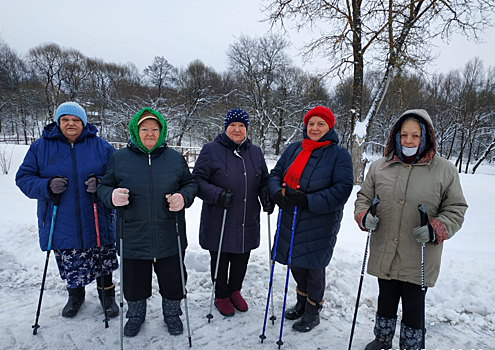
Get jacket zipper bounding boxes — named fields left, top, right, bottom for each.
left=234, top=149, right=247, bottom=252
left=148, top=154, right=157, bottom=262
left=71, top=143, right=84, bottom=248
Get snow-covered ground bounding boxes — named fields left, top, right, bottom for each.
left=1, top=144, right=494, bottom=350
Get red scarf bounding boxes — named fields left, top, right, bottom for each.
left=283, top=139, right=331, bottom=190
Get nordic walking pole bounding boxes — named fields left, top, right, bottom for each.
left=206, top=208, right=228, bottom=323
left=348, top=195, right=380, bottom=350
left=118, top=207, right=124, bottom=350
left=89, top=174, right=109, bottom=328
left=260, top=190, right=284, bottom=343
left=276, top=185, right=298, bottom=349
left=32, top=184, right=64, bottom=335
left=267, top=212, right=276, bottom=325
left=418, top=204, right=428, bottom=350
left=175, top=212, right=192, bottom=347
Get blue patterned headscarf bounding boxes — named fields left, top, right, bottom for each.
left=395, top=117, right=427, bottom=163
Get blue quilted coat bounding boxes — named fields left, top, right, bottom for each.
left=16, top=122, right=116, bottom=251
left=268, top=128, right=353, bottom=269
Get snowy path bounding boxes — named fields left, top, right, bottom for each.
left=0, top=145, right=494, bottom=350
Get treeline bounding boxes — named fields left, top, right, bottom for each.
left=1, top=35, right=494, bottom=173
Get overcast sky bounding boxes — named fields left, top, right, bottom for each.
left=1, top=0, right=494, bottom=78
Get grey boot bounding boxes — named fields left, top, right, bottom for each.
left=162, top=298, right=183, bottom=335
left=124, top=299, right=146, bottom=337
left=399, top=322, right=423, bottom=350
left=364, top=314, right=397, bottom=350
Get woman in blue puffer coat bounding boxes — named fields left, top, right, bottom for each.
left=268, top=106, right=353, bottom=332
left=192, top=108, right=273, bottom=317
left=16, top=101, right=119, bottom=319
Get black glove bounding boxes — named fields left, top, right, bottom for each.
left=291, top=191, right=309, bottom=209
left=218, top=189, right=234, bottom=209
left=261, top=191, right=274, bottom=215
left=49, top=176, right=68, bottom=194
left=273, top=190, right=286, bottom=208
left=85, top=176, right=99, bottom=194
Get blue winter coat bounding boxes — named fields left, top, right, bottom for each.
left=16, top=122, right=116, bottom=251
left=193, top=133, right=269, bottom=253
left=268, top=128, right=353, bottom=269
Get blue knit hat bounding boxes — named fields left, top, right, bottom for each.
left=55, top=102, right=87, bottom=126
left=224, top=108, right=249, bottom=131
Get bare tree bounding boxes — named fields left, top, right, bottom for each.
left=264, top=0, right=495, bottom=183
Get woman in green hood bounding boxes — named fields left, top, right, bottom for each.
left=98, top=107, right=198, bottom=338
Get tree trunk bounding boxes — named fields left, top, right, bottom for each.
left=472, top=134, right=495, bottom=174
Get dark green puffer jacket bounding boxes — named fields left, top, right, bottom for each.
left=98, top=108, right=197, bottom=260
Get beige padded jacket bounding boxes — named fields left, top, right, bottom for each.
left=354, top=109, right=468, bottom=287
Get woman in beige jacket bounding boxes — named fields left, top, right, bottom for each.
left=354, top=109, right=468, bottom=350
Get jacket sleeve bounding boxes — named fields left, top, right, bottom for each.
left=307, top=147, right=354, bottom=214
left=430, top=161, right=468, bottom=242
left=97, top=153, right=118, bottom=209
left=15, top=143, right=51, bottom=200
left=192, top=143, right=223, bottom=205
left=177, top=156, right=198, bottom=209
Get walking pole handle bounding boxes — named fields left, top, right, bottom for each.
left=89, top=174, right=98, bottom=204
left=418, top=204, right=428, bottom=226
left=369, top=195, right=380, bottom=217
left=53, top=192, right=61, bottom=206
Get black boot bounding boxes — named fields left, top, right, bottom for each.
left=399, top=322, right=423, bottom=350
left=124, top=299, right=146, bottom=337
left=364, top=314, right=397, bottom=350
left=162, top=298, right=183, bottom=336
left=62, top=287, right=85, bottom=317
left=284, top=289, right=307, bottom=320
left=97, top=275, right=119, bottom=318
left=292, top=298, right=322, bottom=332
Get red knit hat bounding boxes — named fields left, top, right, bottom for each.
left=303, top=106, right=335, bottom=129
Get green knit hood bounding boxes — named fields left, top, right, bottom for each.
left=129, top=107, right=168, bottom=154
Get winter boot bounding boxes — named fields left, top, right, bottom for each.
left=399, top=322, right=423, bottom=350
left=230, top=290, right=248, bottom=312
left=284, top=289, right=307, bottom=320
left=364, top=314, right=397, bottom=350
left=292, top=298, right=323, bottom=332
left=97, top=275, right=119, bottom=318
left=214, top=297, right=235, bottom=316
left=124, top=299, right=146, bottom=337
left=162, top=298, right=183, bottom=335
left=62, top=287, right=85, bottom=317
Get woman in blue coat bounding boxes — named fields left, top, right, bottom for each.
left=16, top=102, right=119, bottom=319
left=268, top=106, right=353, bottom=332
left=192, top=108, right=273, bottom=317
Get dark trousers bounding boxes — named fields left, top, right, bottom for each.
left=377, top=278, right=427, bottom=329
left=209, top=251, right=251, bottom=299
left=290, top=266, right=326, bottom=304
left=123, top=252, right=186, bottom=302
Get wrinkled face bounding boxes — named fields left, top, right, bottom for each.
left=400, top=119, right=421, bottom=148
left=139, top=119, right=161, bottom=151
left=306, top=116, right=330, bottom=141
left=226, top=122, right=246, bottom=144
left=59, top=115, right=84, bottom=142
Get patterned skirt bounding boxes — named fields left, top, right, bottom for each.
left=54, top=244, right=119, bottom=289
